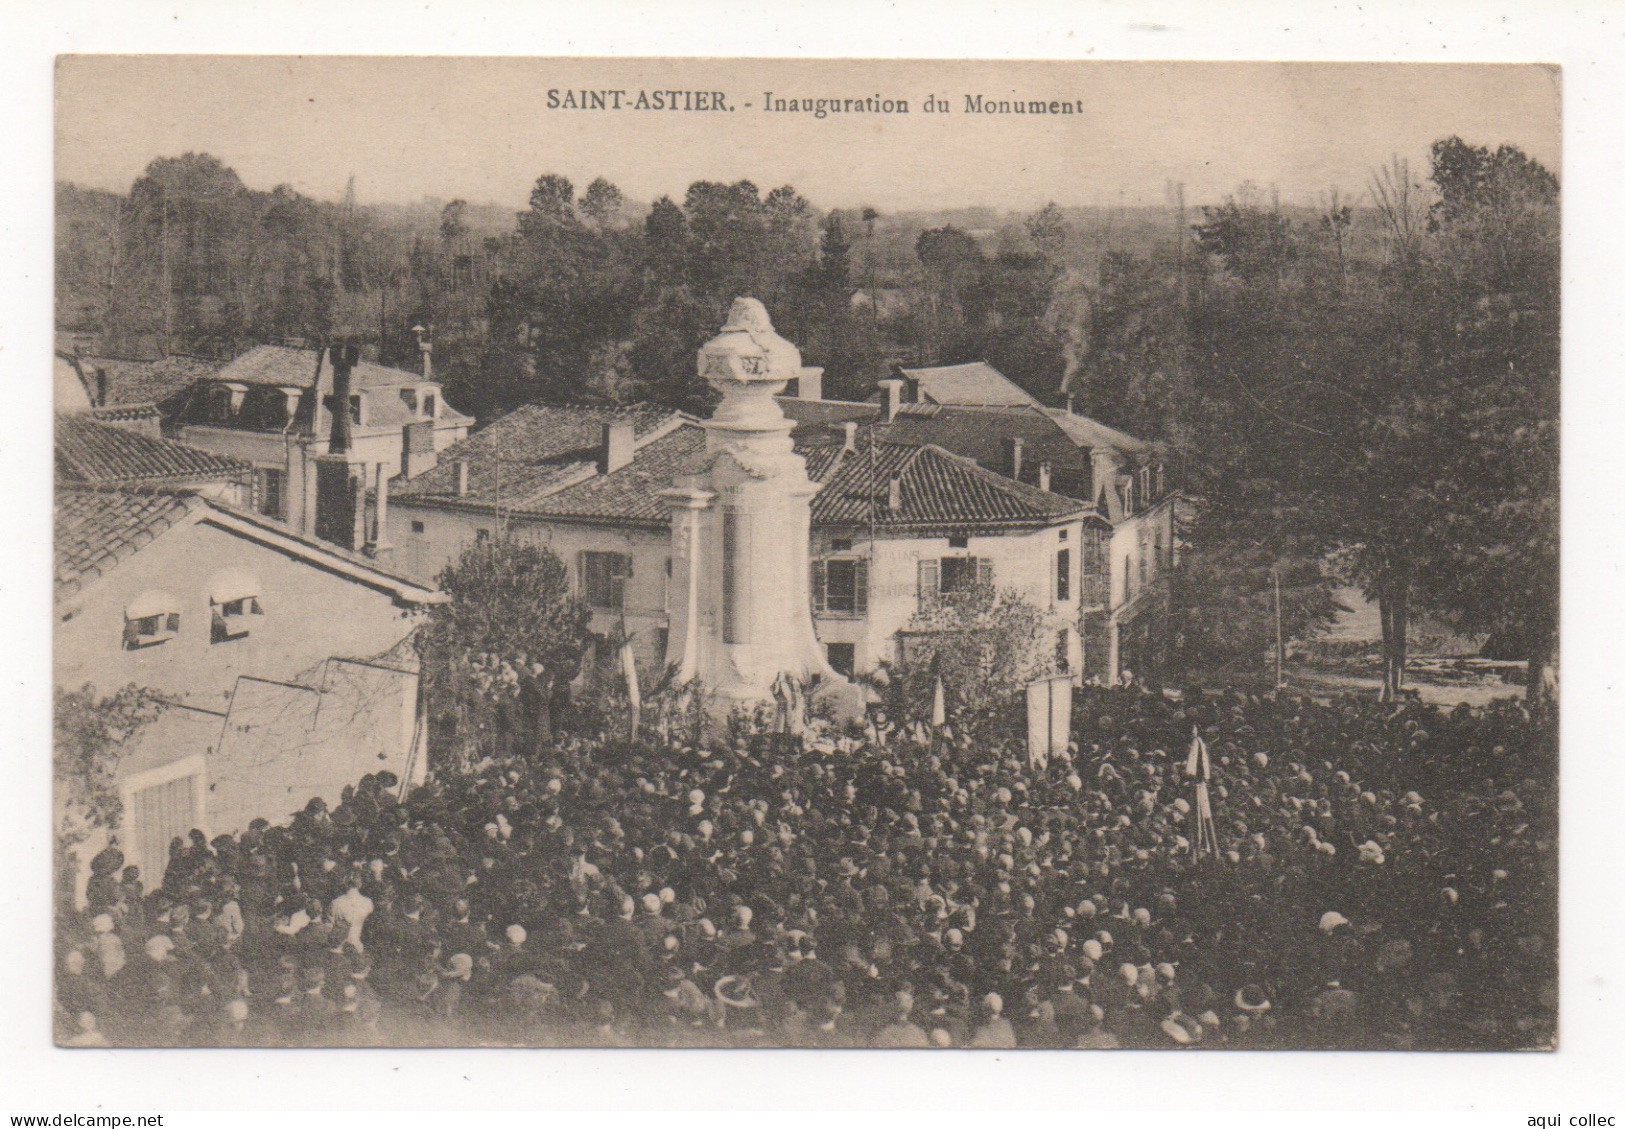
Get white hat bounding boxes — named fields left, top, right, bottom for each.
left=1319, top=911, right=1350, bottom=933
left=506, top=923, right=527, bottom=944
left=983, top=992, right=1003, bottom=1014
left=91, top=914, right=114, bottom=934
left=1082, top=939, right=1104, bottom=962
left=659, top=886, right=676, bottom=905
left=1119, top=962, right=1139, bottom=985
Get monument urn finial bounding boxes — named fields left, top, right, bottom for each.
left=698, top=297, right=804, bottom=391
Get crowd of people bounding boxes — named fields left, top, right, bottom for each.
left=56, top=685, right=1555, bottom=1050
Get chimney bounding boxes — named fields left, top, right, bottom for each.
left=454, top=459, right=470, bottom=498
left=1037, top=461, right=1052, bottom=492
left=401, top=420, right=438, bottom=479
left=412, top=325, right=433, bottom=380
left=600, top=418, right=636, bottom=474
left=878, top=377, right=905, bottom=423
left=887, top=476, right=902, bottom=512
left=841, top=421, right=858, bottom=453
left=327, top=342, right=359, bottom=455
left=791, top=366, right=823, bottom=402
left=366, top=463, right=393, bottom=561
left=1004, top=436, right=1025, bottom=482
left=95, top=367, right=108, bottom=408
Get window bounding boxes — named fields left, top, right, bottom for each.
left=1139, top=551, right=1148, bottom=590
left=580, top=550, right=632, bottom=611
left=124, top=591, right=181, bottom=649
left=1056, top=548, right=1071, bottom=603
left=920, top=556, right=991, bottom=602
left=208, top=572, right=262, bottom=642
left=399, top=388, right=420, bottom=413
left=948, top=534, right=969, bottom=549
left=826, top=642, right=856, bottom=677
left=830, top=538, right=853, bottom=552
left=812, top=557, right=868, bottom=617
left=254, top=468, right=285, bottom=520
left=1058, top=528, right=1068, bottom=542
left=475, top=528, right=491, bottom=542
left=1124, top=556, right=1134, bottom=602
left=211, top=596, right=262, bottom=642
left=207, top=386, right=236, bottom=422
left=411, top=520, right=426, bottom=534
left=940, top=556, right=979, bottom=594
left=1056, top=628, right=1071, bottom=672
left=422, top=394, right=437, bottom=419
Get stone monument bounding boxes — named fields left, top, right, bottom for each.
left=660, top=298, right=861, bottom=720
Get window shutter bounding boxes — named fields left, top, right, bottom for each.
left=576, top=550, right=587, bottom=596
left=976, top=557, right=993, bottom=587
left=811, top=560, right=827, bottom=614
left=620, top=553, right=633, bottom=579
left=918, top=558, right=939, bottom=604
left=853, top=558, right=869, bottom=616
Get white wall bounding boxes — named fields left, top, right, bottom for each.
left=812, top=520, right=1084, bottom=675
left=55, top=514, right=425, bottom=710
left=388, top=503, right=672, bottom=667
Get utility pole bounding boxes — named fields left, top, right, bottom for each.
left=160, top=188, right=173, bottom=356
left=1273, top=563, right=1285, bottom=691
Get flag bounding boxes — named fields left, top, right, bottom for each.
left=620, top=637, right=641, bottom=739
left=1186, top=727, right=1220, bottom=860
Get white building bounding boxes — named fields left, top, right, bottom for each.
left=385, top=317, right=1176, bottom=687
left=157, top=344, right=471, bottom=538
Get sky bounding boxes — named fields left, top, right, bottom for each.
left=57, top=56, right=1561, bottom=214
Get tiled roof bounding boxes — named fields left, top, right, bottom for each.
left=895, top=361, right=1043, bottom=407
left=806, top=438, right=1086, bottom=528
left=56, top=413, right=252, bottom=487
left=55, top=485, right=444, bottom=606
left=55, top=488, right=197, bottom=600
left=56, top=355, right=93, bottom=412
left=1039, top=406, right=1157, bottom=457
left=782, top=399, right=1096, bottom=502
left=77, top=354, right=225, bottom=408
left=212, top=344, right=414, bottom=390
left=519, top=424, right=707, bottom=524
left=395, top=400, right=1089, bottom=531
left=393, top=403, right=683, bottom=508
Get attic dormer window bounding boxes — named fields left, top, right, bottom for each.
left=399, top=388, right=420, bottom=413
left=123, top=590, right=180, bottom=649
left=209, top=570, right=263, bottom=642
left=422, top=392, right=437, bottom=419
left=207, top=383, right=247, bottom=422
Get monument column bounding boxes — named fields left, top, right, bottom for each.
left=659, top=298, right=859, bottom=716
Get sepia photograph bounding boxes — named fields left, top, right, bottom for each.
left=47, top=54, right=1561, bottom=1056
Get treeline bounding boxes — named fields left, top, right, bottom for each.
left=1089, top=141, right=1558, bottom=696
left=57, top=155, right=1121, bottom=420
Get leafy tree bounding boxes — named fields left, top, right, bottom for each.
left=417, top=537, right=591, bottom=768
left=54, top=683, right=167, bottom=846
left=880, top=583, right=1062, bottom=742
left=579, top=177, right=626, bottom=230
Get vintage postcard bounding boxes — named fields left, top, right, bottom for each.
left=50, top=56, right=1559, bottom=1055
